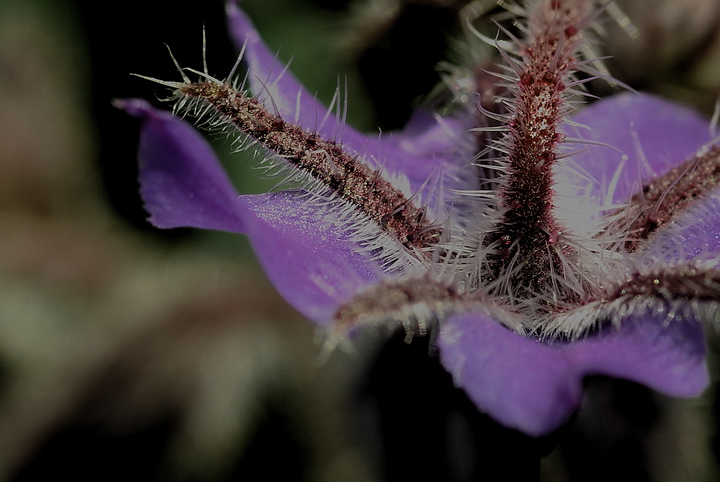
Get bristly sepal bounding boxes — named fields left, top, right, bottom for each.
left=477, top=0, right=600, bottom=304
left=331, top=275, right=525, bottom=343
left=140, top=65, right=451, bottom=274
left=611, top=144, right=720, bottom=252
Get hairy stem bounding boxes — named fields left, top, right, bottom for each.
left=485, top=0, right=592, bottom=298
left=178, top=80, right=441, bottom=253
left=616, top=145, right=720, bottom=252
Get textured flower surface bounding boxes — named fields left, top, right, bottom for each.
left=120, top=0, right=719, bottom=436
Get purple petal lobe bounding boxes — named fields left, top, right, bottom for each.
left=119, top=98, right=248, bottom=233
left=560, top=93, right=710, bottom=206
left=438, top=313, right=581, bottom=436
left=566, top=312, right=708, bottom=397
left=438, top=311, right=707, bottom=436
left=241, top=192, right=381, bottom=325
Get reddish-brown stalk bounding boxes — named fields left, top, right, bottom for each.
left=615, top=145, right=720, bottom=252
left=178, top=80, right=441, bottom=254
left=484, top=0, right=592, bottom=299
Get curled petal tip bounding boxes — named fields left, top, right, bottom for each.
left=114, top=97, right=153, bottom=117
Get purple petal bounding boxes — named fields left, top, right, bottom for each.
left=375, top=108, right=479, bottom=191
left=559, top=93, right=711, bottom=206
left=438, top=311, right=707, bottom=436
left=119, top=98, right=248, bottom=232
left=120, top=99, right=381, bottom=324
left=636, top=188, right=720, bottom=264
left=566, top=313, right=707, bottom=397
left=241, top=191, right=381, bottom=326
left=438, top=313, right=581, bottom=436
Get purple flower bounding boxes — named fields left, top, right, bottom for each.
left=118, top=0, right=718, bottom=436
